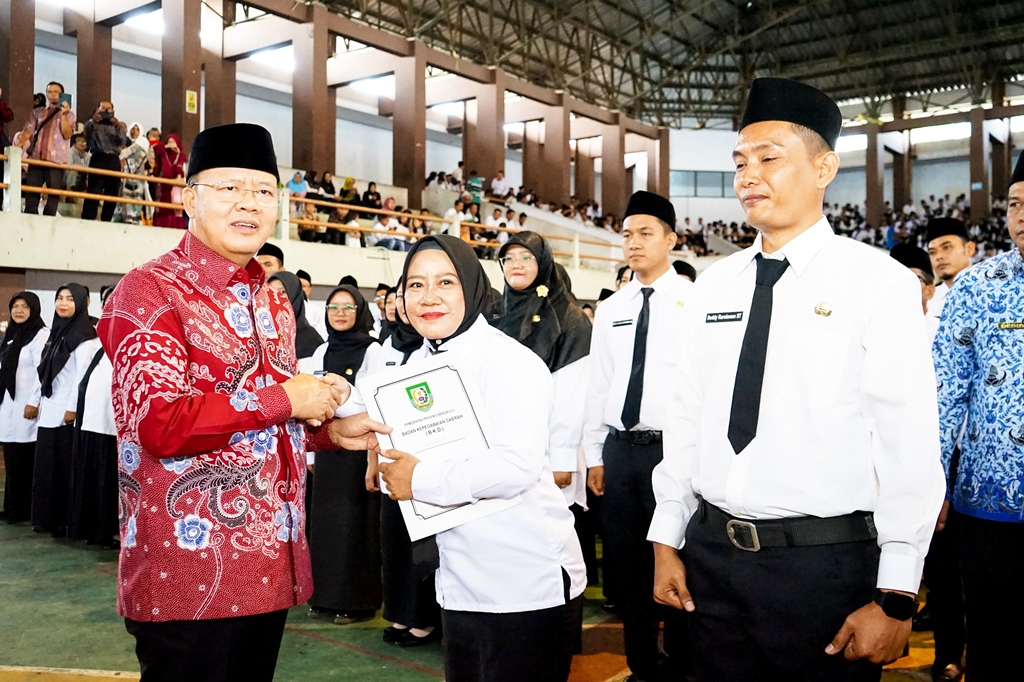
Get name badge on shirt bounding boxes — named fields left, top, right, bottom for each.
left=706, top=311, right=744, bottom=323
left=997, top=321, right=1024, bottom=330
left=612, top=319, right=634, bottom=328
left=385, top=361, right=397, bottom=366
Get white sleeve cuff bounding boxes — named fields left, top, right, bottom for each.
left=411, top=460, right=466, bottom=507
left=646, top=503, right=690, bottom=549
left=306, top=451, right=315, bottom=465
left=549, top=447, right=578, bottom=472
left=334, top=385, right=366, bottom=418
left=583, top=445, right=604, bottom=468
left=876, top=547, right=924, bottom=594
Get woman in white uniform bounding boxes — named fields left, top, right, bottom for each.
left=68, top=285, right=119, bottom=546
left=379, top=235, right=586, bottom=682
left=306, top=284, right=383, bottom=623
left=490, top=233, right=596, bottom=589
left=0, top=292, right=49, bottom=523
left=32, top=284, right=100, bottom=536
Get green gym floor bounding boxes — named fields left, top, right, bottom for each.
left=0, top=465, right=937, bottom=681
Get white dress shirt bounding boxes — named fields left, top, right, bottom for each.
left=80, top=350, right=116, bottom=436
left=926, top=281, right=950, bottom=318
left=647, top=218, right=945, bottom=594
left=0, top=327, right=49, bottom=443
left=410, top=316, right=586, bottom=613
left=583, top=268, right=694, bottom=467
left=38, top=337, right=101, bottom=429
left=550, top=358, right=589, bottom=508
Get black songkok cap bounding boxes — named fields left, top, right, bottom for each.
left=925, top=217, right=969, bottom=244
left=740, top=77, right=843, bottom=150
left=257, top=242, right=284, bottom=265
left=623, top=191, right=676, bottom=230
left=296, top=269, right=311, bottom=283
left=375, top=282, right=390, bottom=292
left=890, top=243, right=933, bottom=276
left=1011, top=151, right=1024, bottom=189
left=598, top=288, right=615, bottom=302
left=672, top=260, right=698, bottom=281
left=186, top=123, right=280, bottom=183
left=339, top=275, right=358, bottom=287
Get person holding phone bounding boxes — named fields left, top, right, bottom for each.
left=20, top=82, right=75, bottom=216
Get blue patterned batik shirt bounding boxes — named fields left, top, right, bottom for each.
left=933, top=248, right=1024, bottom=522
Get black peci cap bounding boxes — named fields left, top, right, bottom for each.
left=186, top=123, right=279, bottom=184
left=740, top=77, right=843, bottom=150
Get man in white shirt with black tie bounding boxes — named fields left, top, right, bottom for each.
left=648, top=77, right=945, bottom=681
left=584, top=191, right=693, bottom=682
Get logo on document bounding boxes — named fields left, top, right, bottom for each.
left=406, top=382, right=434, bottom=412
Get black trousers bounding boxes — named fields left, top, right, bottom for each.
left=381, top=495, right=440, bottom=629
left=81, top=151, right=122, bottom=221
left=600, top=434, right=690, bottom=680
left=441, top=593, right=583, bottom=682
left=23, top=166, right=63, bottom=215
left=958, top=513, right=1024, bottom=682
left=125, top=609, right=289, bottom=682
left=31, top=424, right=74, bottom=533
left=571, top=502, right=599, bottom=586
left=2, top=441, right=36, bottom=522
left=921, top=508, right=964, bottom=671
left=683, top=504, right=882, bottom=682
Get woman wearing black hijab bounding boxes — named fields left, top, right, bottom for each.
left=378, top=235, right=586, bottom=682
left=377, top=287, right=399, bottom=344
left=492, top=232, right=595, bottom=588
left=32, top=284, right=100, bottom=536
left=267, top=271, right=325, bottom=364
left=68, top=285, right=119, bottom=546
left=0, top=292, right=50, bottom=523
left=305, top=284, right=383, bottom=623
left=371, top=278, right=437, bottom=646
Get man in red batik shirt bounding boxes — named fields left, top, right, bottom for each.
left=97, top=123, right=387, bottom=682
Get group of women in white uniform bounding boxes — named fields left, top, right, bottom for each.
left=0, top=284, right=119, bottom=547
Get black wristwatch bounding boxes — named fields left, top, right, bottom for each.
left=873, top=589, right=919, bottom=621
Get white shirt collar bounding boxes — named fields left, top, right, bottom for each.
left=620, top=266, right=679, bottom=300
left=735, top=216, right=833, bottom=278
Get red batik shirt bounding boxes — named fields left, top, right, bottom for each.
left=97, top=232, right=334, bottom=622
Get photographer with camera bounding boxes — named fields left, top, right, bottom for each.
left=81, top=101, right=129, bottom=222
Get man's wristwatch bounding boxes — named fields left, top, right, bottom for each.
left=873, top=589, right=919, bottom=621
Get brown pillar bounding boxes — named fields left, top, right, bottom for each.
left=988, top=119, right=1011, bottom=202
left=393, top=44, right=426, bottom=209
left=0, top=0, right=35, bottom=132
left=647, top=127, right=670, bottom=197
left=969, top=107, right=991, bottom=222
left=202, top=0, right=235, bottom=129
left=602, top=119, right=627, bottom=218
left=162, top=0, right=203, bottom=152
left=575, top=138, right=595, bottom=202
left=542, top=104, right=570, bottom=205
left=523, top=119, right=543, bottom=196
left=64, top=10, right=113, bottom=124
left=292, top=4, right=333, bottom=174
left=865, top=123, right=885, bottom=228
left=992, top=78, right=1007, bottom=108
left=892, top=151, right=913, bottom=211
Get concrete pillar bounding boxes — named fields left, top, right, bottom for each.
left=523, top=119, right=543, bottom=197
left=162, top=0, right=203, bottom=151
left=64, top=9, right=112, bottom=124
left=542, top=104, right=571, bottom=205
left=865, top=123, right=885, bottom=228
left=202, top=0, right=235, bottom=129
left=884, top=131, right=912, bottom=211
left=575, top=138, right=596, bottom=202
left=393, top=44, right=426, bottom=209
left=292, top=4, right=334, bottom=174
left=602, top=119, right=627, bottom=219
left=969, top=107, right=991, bottom=221
left=986, top=118, right=1010, bottom=203
left=0, top=0, right=35, bottom=132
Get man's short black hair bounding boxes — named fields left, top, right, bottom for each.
left=46, top=81, right=65, bottom=93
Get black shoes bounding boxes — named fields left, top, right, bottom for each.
left=932, top=663, right=965, bottom=682
left=602, top=601, right=619, bottom=615
left=383, top=625, right=440, bottom=647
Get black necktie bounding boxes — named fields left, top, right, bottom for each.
left=621, top=287, right=654, bottom=430
left=727, top=254, right=789, bottom=454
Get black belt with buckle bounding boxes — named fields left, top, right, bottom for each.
left=610, top=428, right=663, bottom=445
left=702, top=500, right=877, bottom=552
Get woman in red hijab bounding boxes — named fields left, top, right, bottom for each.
left=151, top=133, right=187, bottom=229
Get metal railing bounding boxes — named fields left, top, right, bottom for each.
left=2, top=145, right=625, bottom=270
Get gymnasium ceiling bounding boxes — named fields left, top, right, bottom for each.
left=318, top=0, right=1024, bottom=127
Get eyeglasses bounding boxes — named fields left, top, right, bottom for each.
left=327, top=304, right=357, bottom=312
left=190, top=182, right=279, bottom=207
left=499, top=254, right=536, bottom=268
